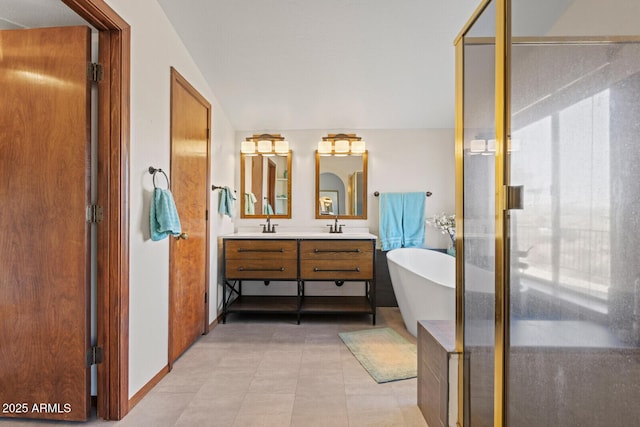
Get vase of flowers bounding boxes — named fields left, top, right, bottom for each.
left=428, top=213, right=456, bottom=256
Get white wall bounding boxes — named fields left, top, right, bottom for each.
left=235, top=129, right=455, bottom=247
left=105, top=0, right=235, bottom=398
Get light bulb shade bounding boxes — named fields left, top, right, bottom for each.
left=350, top=139, right=365, bottom=154
left=274, top=139, right=289, bottom=154
left=241, top=140, right=256, bottom=154
left=334, top=139, right=350, bottom=154
left=257, top=140, right=272, bottom=153
left=470, top=139, right=486, bottom=153
left=318, top=140, right=332, bottom=154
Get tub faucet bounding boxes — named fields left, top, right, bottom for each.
left=261, top=215, right=277, bottom=233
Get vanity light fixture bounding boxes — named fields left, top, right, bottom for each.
left=317, top=133, right=366, bottom=156
left=467, top=138, right=515, bottom=155
left=241, top=134, right=289, bottom=156
left=318, top=140, right=332, bottom=156
left=241, top=140, right=257, bottom=156
left=257, top=140, right=273, bottom=156
left=480, top=139, right=496, bottom=156
left=469, top=139, right=486, bottom=153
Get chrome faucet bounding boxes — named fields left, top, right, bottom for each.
left=261, top=215, right=277, bottom=233
left=327, top=216, right=344, bottom=233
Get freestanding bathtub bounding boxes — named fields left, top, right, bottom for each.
left=386, top=248, right=456, bottom=336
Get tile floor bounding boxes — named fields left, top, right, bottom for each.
left=2, top=308, right=428, bottom=427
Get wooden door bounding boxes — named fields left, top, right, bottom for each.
left=0, top=26, right=92, bottom=421
left=267, top=159, right=276, bottom=213
left=251, top=156, right=263, bottom=214
left=168, top=68, right=210, bottom=367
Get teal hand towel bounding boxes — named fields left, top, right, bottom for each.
left=218, top=186, right=236, bottom=217
left=263, top=203, right=274, bottom=215
left=379, top=193, right=404, bottom=251
left=402, top=192, right=426, bottom=248
left=150, top=188, right=182, bottom=241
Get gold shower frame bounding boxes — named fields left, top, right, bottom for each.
left=454, top=2, right=640, bottom=426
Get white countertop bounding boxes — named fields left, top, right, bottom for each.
left=222, top=231, right=377, bottom=240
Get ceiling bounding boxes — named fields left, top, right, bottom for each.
left=1, top=0, right=480, bottom=130
left=155, top=0, right=480, bottom=130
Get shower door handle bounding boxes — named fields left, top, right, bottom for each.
left=506, top=185, right=523, bottom=210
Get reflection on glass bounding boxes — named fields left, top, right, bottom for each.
left=240, top=152, right=291, bottom=218
left=508, top=37, right=640, bottom=426
left=316, top=152, right=367, bottom=219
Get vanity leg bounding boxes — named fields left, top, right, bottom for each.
left=222, top=280, right=227, bottom=324
left=297, top=280, right=303, bottom=325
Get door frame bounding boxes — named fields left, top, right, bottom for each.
left=62, top=0, right=130, bottom=420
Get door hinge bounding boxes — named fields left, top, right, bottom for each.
left=87, top=346, right=103, bottom=366
left=206, top=128, right=210, bottom=139
left=204, top=292, right=208, bottom=304
left=88, top=62, right=104, bottom=82
left=205, top=209, right=209, bottom=221
left=87, top=205, right=104, bottom=223
left=505, top=185, right=524, bottom=210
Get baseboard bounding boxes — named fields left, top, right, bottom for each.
left=209, top=312, right=223, bottom=330
left=128, top=365, right=169, bottom=410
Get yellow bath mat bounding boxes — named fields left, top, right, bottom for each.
left=339, top=327, right=417, bottom=383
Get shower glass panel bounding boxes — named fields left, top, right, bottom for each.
left=508, top=1, right=640, bottom=425
left=462, top=2, right=496, bottom=426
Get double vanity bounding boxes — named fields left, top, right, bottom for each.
left=221, top=231, right=377, bottom=324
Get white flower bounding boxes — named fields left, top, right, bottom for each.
left=427, top=213, right=456, bottom=243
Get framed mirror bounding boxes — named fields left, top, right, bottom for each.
left=240, top=134, right=292, bottom=218
left=315, top=134, right=367, bottom=219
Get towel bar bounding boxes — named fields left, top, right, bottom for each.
left=374, top=191, right=432, bottom=197
left=212, top=185, right=237, bottom=193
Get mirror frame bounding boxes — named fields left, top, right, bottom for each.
left=240, top=151, right=292, bottom=219
left=315, top=150, right=368, bottom=220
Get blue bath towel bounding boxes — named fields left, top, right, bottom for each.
left=218, top=186, right=236, bottom=218
left=150, top=188, right=182, bottom=241
left=402, top=192, right=426, bottom=248
left=379, top=193, right=404, bottom=251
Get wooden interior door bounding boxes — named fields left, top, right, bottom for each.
left=267, top=159, right=276, bottom=212
left=0, top=26, right=92, bottom=421
left=251, top=156, right=263, bottom=214
left=168, top=68, right=211, bottom=367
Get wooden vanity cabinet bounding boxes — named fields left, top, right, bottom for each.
left=222, top=239, right=299, bottom=322
left=224, top=239, right=298, bottom=280
left=222, top=237, right=376, bottom=324
left=299, top=239, right=376, bottom=324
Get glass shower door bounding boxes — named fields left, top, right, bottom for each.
left=460, top=2, right=497, bottom=426
left=507, top=1, right=640, bottom=425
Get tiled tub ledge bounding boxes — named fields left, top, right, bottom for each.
left=418, top=320, right=459, bottom=427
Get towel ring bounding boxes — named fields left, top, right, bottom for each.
left=148, top=166, right=170, bottom=189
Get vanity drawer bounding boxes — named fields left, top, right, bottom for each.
left=299, top=240, right=374, bottom=280
left=299, top=240, right=373, bottom=260
left=225, top=239, right=298, bottom=260
left=226, top=259, right=298, bottom=280
left=300, top=259, right=373, bottom=280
